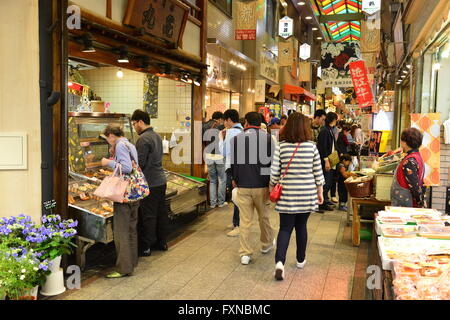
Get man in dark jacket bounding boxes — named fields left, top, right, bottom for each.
left=131, top=109, right=168, bottom=257
left=317, top=112, right=338, bottom=211
left=230, top=112, right=276, bottom=265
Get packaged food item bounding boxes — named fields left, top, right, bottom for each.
left=419, top=226, right=450, bottom=240
left=79, top=192, right=90, bottom=201
left=378, top=216, right=407, bottom=224
left=381, top=225, right=418, bottom=238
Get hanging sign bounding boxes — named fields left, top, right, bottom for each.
left=255, top=80, right=266, bottom=102
left=123, top=0, right=189, bottom=48
left=278, top=40, right=293, bottom=67
left=235, top=1, right=257, bottom=40
left=321, top=42, right=361, bottom=88
left=291, top=38, right=299, bottom=79
left=260, top=51, right=278, bottom=83
left=349, top=60, right=374, bottom=108
left=362, top=0, right=381, bottom=15
left=299, top=43, right=311, bottom=60
left=278, top=16, right=293, bottom=39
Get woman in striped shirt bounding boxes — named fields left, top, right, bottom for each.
left=270, top=112, right=325, bottom=281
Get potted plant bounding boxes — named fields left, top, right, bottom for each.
left=0, top=242, right=50, bottom=300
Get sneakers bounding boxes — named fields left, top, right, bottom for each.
left=218, top=202, right=228, bottom=208
left=227, top=227, right=240, bottom=237
left=296, top=259, right=307, bottom=269
left=274, top=262, right=285, bottom=281
left=338, top=205, right=348, bottom=211
left=227, top=223, right=234, bottom=229
left=241, top=255, right=251, bottom=265
left=331, top=197, right=338, bottom=203
left=210, top=204, right=217, bottom=209
left=319, top=204, right=334, bottom=211
left=261, top=239, right=276, bottom=254
left=139, top=248, right=151, bottom=257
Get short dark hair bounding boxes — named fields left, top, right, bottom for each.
left=103, top=124, right=124, bottom=137
left=325, top=112, right=338, bottom=126
left=131, top=109, right=150, bottom=125
left=212, top=111, right=223, bottom=120
left=239, top=117, right=246, bottom=126
left=281, top=115, right=288, bottom=120
left=401, top=128, right=423, bottom=149
left=245, top=112, right=262, bottom=127
left=342, top=125, right=351, bottom=132
left=340, top=154, right=352, bottom=162
left=280, top=112, right=311, bottom=143
left=269, top=112, right=275, bottom=118
left=314, top=109, right=327, bottom=119
left=223, top=109, right=239, bottom=123
left=259, top=113, right=267, bottom=125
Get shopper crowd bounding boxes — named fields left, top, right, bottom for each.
left=100, top=106, right=426, bottom=282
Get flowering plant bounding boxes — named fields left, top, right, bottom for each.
left=34, top=215, right=78, bottom=260
left=0, top=242, right=50, bottom=299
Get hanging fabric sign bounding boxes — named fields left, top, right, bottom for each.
left=411, top=113, right=441, bottom=186
left=235, top=1, right=257, bottom=40
left=349, top=60, right=373, bottom=108
left=321, top=42, right=361, bottom=87
left=299, top=62, right=311, bottom=82
left=360, top=21, right=380, bottom=53
left=278, top=40, right=293, bottom=67
left=255, top=80, right=266, bottom=102
left=291, top=38, right=299, bottom=79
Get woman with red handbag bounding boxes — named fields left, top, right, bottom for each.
left=269, top=113, right=325, bottom=281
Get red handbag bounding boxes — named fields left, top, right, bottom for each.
left=270, top=143, right=301, bottom=203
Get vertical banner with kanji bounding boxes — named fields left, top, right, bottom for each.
left=235, top=1, right=257, bottom=40
left=349, top=60, right=373, bottom=108
left=411, top=113, right=441, bottom=186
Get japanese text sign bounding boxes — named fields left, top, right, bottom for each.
left=235, top=1, right=257, bottom=40
left=278, top=16, right=293, bottom=39
left=349, top=60, right=373, bottom=108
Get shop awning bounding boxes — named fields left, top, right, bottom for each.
left=284, top=84, right=316, bottom=101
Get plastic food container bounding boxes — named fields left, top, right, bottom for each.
left=419, top=226, right=450, bottom=240
left=381, top=225, right=418, bottom=238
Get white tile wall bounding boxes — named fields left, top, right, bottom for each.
left=80, top=67, right=144, bottom=115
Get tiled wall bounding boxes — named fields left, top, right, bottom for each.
left=80, top=67, right=144, bottom=115
left=431, top=126, right=450, bottom=213
left=207, top=3, right=243, bottom=52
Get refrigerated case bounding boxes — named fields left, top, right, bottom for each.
left=67, top=112, right=207, bottom=269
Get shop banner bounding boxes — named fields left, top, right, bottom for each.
left=360, top=21, right=380, bottom=54
left=255, top=80, right=266, bottom=103
left=235, top=1, right=257, bottom=40
left=123, top=0, right=188, bottom=48
left=260, top=51, right=278, bottom=83
left=362, top=0, right=381, bottom=15
left=349, top=60, right=374, bottom=108
left=143, top=74, right=159, bottom=118
left=278, top=16, right=293, bottom=39
left=321, top=42, right=361, bottom=88
left=299, top=62, right=311, bottom=82
left=278, top=40, right=293, bottom=67
left=411, top=113, right=441, bottom=186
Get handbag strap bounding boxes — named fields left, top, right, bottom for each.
left=120, top=140, right=137, bottom=164
left=280, top=143, right=301, bottom=181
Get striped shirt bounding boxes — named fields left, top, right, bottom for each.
left=270, top=141, right=325, bottom=214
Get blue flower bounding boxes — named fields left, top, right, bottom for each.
left=39, top=263, right=48, bottom=271
left=68, top=221, right=78, bottom=228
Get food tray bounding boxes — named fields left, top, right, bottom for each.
left=380, top=224, right=418, bottom=238
left=419, top=226, right=450, bottom=240
left=384, top=207, right=442, bottom=215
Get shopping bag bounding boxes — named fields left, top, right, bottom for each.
left=122, top=142, right=150, bottom=203
left=93, top=164, right=129, bottom=203
left=328, top=150, right=340, bottom=168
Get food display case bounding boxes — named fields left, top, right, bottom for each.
left=67, top=112, right=207, bottom=269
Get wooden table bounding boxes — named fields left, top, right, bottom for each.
left=352, top=197, right=391, bottom=246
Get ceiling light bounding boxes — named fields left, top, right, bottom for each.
left=116, top=69, right=124, bottom=78
left=401, top=75, right=405, bottom=78
left=81, top=33, right=95, bottom=53
left=298, top=1, right=306, bottom=5
left=305, top=16, right=312, bottom=20
left=406, top=64, right=412, bottom=69
left=117, top=47, right=129, bottom=63
left=251, top=89, right=255, bottom=93
left=282, top=2, right=287, bottom=7
left=312, top=27, right=318, bottom=31
left=317, top=37, right=323, bottom=40
left=223, top=79, right=228, bottom=85
left=403, top=70, right=408, bottom=74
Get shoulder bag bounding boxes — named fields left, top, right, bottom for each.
left=93, top=164, right=129, bottom=203
left=270, top=143, right=301, bottom=203
left=122, top=142, right=150, bottom=203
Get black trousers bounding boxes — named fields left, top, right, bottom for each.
left=338, top=180, right=348, bottom=204
left=138, top=184, right=169, bottom=250
left=322, top=169, right=336, bottom=204
left=275, top=213, right=310, bottom=265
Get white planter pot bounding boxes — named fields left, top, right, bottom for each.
left=48, top=256, right=62, bottom=273
left=40, top=256, right=66, bottom=297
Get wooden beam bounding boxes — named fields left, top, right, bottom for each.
left=319, top=12, right=365, bottom=23
left=106, top=0, right=112, bottom=19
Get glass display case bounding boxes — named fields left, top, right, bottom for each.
left=67, top=112, right=207, bottom=269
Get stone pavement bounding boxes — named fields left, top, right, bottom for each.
left=57, top=203, right=367, bottom=300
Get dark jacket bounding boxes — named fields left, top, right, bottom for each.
left=317, top=125, right=337, bottom=168
left=135, top=127, right=167, bottom=188
left=202, top=120, right=224, bottom=153
left=336, top=131, right=350, bottom=155
left=230, top=127, right=275, bottom=188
